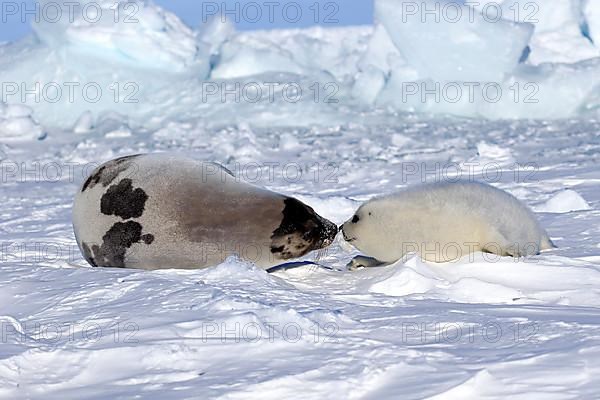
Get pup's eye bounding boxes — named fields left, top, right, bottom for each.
left=352, top=215, right=360, bottom=223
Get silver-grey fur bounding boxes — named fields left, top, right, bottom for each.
left=73, top=153, right=337, bottom=270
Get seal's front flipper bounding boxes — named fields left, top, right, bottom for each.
left=267, top=261, right=332, bottom=273
left=481, top=227, right=517, bottom=257
left=347, top=255, right=388, bottom=271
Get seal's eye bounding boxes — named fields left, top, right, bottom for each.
left=352, top=215, right=360, bottom=223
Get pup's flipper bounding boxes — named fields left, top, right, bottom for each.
left=347, top=255, right=389, bottom=271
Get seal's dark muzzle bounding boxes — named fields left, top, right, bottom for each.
left=317, top=218, right=338, bottom=248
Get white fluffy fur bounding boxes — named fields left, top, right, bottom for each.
left=341, top=182, right=554, bottom=263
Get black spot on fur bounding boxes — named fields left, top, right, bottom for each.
left=82, top=174, right=95, bottom=192
left=270, top=198, right=338, bottom=260
left=101, top=179, right=148, bottom=220
left=82, top=166, right=105, bottom=192
left=86, top=221, right=153, bottom=268
left=271, top=245, right=285, bottom=254
left=81, top=154, right=141, bottom=192
left=141, top=234, right=155, bottom=245
left=81, top=241, right=98, bottom=267
left=272, top=198, right=318, bottom=237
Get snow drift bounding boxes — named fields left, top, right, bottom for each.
left=0, top=103, right=44, bottom=141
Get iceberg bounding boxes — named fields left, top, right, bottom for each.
left=488, top=0, right=599, bottom=64
left=2, top=0, right=600, bottom=131
left=356, top=24, right=402, bottom=75
left=212, top=26, right=369, bottom=81
left=375, top=0, right=534, bottom=82
left=351, top=65, right=387, bottom=105
left=211, top=41, right=304, bottom=79
left=376, top=57, right=600, bottom=119
left=365, top=0, right=600, bottom=119
left=0, top=0, right=213, bottom=128
left=584, top=0, right=600, bottom=47
left=31, top=0, right=208, bottom=73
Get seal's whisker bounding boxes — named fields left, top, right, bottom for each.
left=315, top=248, right=326, bottom=262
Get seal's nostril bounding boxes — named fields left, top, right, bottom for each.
left=352, top=215, right=360, bottom=223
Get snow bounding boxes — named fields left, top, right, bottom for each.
left=368, top=253, right=600, bottom=306
left=2, top=0, right=600, bottom=398
left=0, top=103, right=45, bottom=141
left=3, top=107, right=600, bottom=398
left=72, top=111, right=95, bottom=134
left=537, top=189, right=592, bottom=213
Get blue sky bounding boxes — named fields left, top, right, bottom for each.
left=0, top=0, right=374, bottom=43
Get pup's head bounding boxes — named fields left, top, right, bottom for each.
left=341, top=200, right=390, bottom=261
left=270, top=198, right=338, bottom=260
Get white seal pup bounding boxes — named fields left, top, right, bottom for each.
left=73, top=153, right=337, bottom=270
left=341, top=181, right=554, bottom=267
